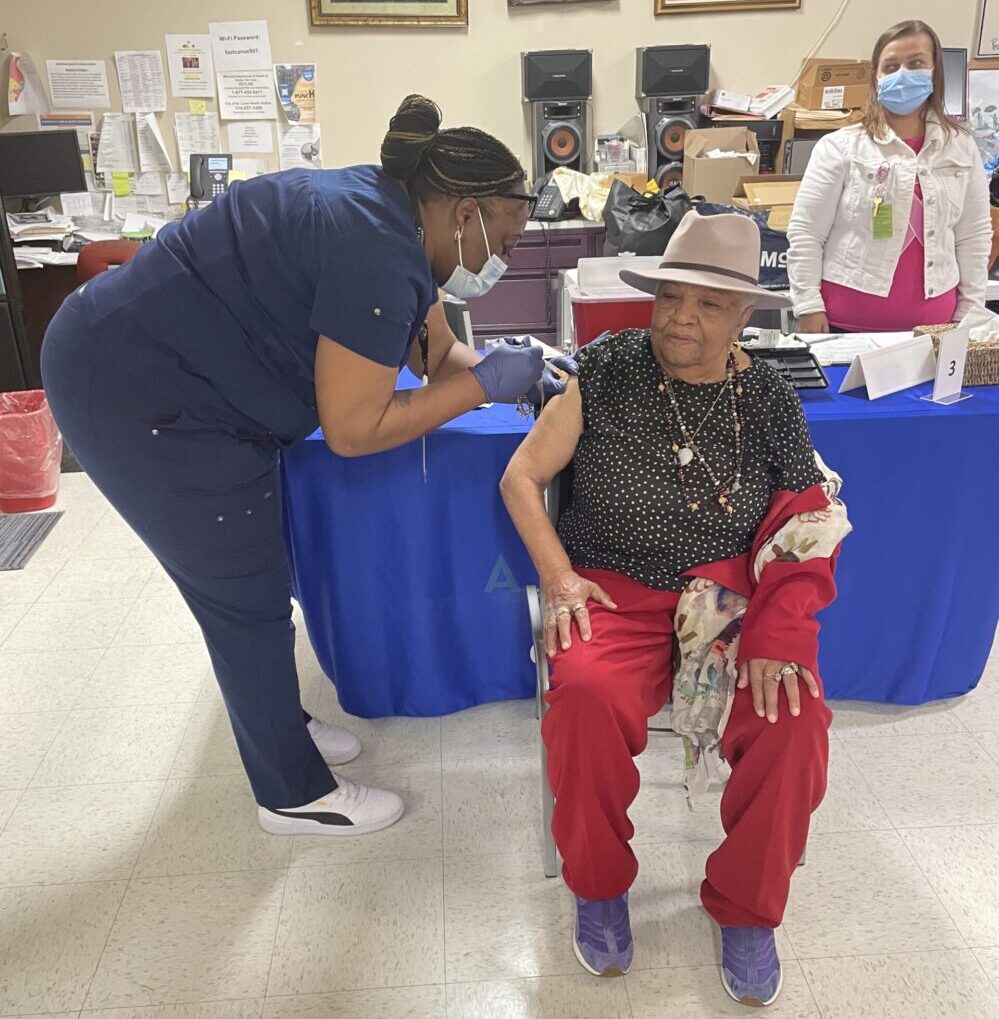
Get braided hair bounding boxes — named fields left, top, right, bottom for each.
left=380, top=94, right=527, bottom=203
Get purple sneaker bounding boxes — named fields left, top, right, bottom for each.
left=572, top=893, right=633, bottom=977
left=720, top=925, right=783, bottom=1007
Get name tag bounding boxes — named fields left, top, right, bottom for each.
left=872, top=203, right=893, bottom=240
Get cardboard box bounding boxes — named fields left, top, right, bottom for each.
left=796, top=58, right=872, bottom=111
left=682, top=127, right=760, bottom=203
left=731, top=175, right=802, bottom=231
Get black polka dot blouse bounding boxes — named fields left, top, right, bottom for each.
left=557, top=329, right=825, bottom=592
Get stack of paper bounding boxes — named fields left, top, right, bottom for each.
left=784, top=104, right=864, bottom=130
left=13, top=247, right=79, bottom=269
left=6, top=211, right=76, bottom=246
left=702, top=85, right=796, bottom=121
left=800, top=331, right=916, bottom=365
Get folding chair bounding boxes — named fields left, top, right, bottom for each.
left=525, top=468, right=805, bottom=879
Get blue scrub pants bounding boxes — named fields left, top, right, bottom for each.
left=41, top=295, right=337, bottom=810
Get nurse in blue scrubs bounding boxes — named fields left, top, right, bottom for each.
left=41, top=95, right=544, bottom=837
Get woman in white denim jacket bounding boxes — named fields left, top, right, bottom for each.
left=787, top=20, right=991, bottom=334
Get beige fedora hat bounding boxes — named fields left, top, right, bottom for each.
left=618, top=211, right=791, bottom=310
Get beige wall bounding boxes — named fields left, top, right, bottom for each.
left=0, top=0, right=982, bottom=176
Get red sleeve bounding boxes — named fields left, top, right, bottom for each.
left=737, top=551, right=839, bottom=675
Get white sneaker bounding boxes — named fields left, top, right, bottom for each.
left=258, top=774, right=404, bottom=836
left=307, top=717, right=362, bottom=766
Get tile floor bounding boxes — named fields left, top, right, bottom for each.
left=1, top=472, right=998, bottom=1018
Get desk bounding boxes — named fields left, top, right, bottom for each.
left=283, top=368, right=999, bottom=717
left=15, top=265, right=78, bottom=388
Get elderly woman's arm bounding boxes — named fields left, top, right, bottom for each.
left=501, top=380, right=617, bottom=654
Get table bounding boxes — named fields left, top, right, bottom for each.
left=282, top=367, right=999, bottom=717
left=282, top=377, right=534, bottom=718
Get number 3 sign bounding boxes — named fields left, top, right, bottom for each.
left=924, top=324, right=972, bottom=406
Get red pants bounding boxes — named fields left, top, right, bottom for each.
left=541, top=568, right=832, bottom=928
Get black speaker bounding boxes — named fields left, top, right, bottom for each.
left=637, top=45, right=710, bottom=99
left=709, top=117, right=784, bottom=174
left=641, top=95, right=698, bottom=188
left=530, top=100, right=591, bottom=179
left=522, top=49, right=593, bottom=102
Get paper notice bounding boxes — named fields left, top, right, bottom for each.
left=279, top=123, right=322, bottom=170
left=165, top=34, right=216, bottom=98
left=8, top=52, right=49, bottom=115
left=113, top=194, right=170, bottom=219
left=89, top=133, right=128, bottom=191
left=209, top=20, right=272, bottom=72
left=217, top=70, right=277, bottom=120
left=115, top=51, right=167, bottom=113
left=227, top=121, right=274, bottom=153
left=188, top=99, right=207, bottom=115
left=174, top=112, right=221, bottom=169
left=47, top=59, right=111, bottom=109
left=273, top=63, right=316, bottom=124
left=96, top=113, right=139, bottom=173
left=232, top=157, right=268, bottom=178
left=134, top=172, right=166, bottom=197
left=38, top=112, right=95, bottom=161
left=59, top=191, right=102, bottom=217
left=166, top=173, right=190, bottom=205
left=136, top=112, right=174, bottom=172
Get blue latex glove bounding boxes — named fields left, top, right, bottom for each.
left=470, top=341, right=544, bottom=404
left=540, top=354, right=579, bottom=403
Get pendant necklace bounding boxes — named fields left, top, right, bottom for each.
left=658, top=351, right=747, bottom=515
left=658, top=359, right=735, bottom=469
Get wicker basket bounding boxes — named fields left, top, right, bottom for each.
left=914, top=323, right=999, bottom=387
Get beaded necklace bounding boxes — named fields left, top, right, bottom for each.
left=657, top=350, right=747, bottom=515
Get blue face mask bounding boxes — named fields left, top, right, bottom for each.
left=877, top=67, right=934, bottom=116
left=442, top=207, right=508, bottom=300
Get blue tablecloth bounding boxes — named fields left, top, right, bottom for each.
left=282, top=367, right=999, bottom=717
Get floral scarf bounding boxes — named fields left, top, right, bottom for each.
left=668, top=454, right=852, bottom=801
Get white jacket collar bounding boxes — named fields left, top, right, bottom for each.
left=871, top=112, right=946, bottom=153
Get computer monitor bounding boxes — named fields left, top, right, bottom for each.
left=942, top=47, right=969, bottom=121
left=0, top=130, right=87, bottom=200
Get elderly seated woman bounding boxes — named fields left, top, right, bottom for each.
left=501, top=212, right=850, bottom=1008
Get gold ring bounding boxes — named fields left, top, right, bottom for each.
left=571, top=603, right=586, bottom=613
left=778, top=662, right=799, bottom=677
left=555, top=606, right=571, bottom=617
left=763, top=674, right=781, bottom=683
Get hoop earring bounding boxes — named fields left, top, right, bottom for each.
left=731, top=338, right=741, bottom=353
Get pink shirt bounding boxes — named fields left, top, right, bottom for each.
left=821, top=137, right=958, bottom=333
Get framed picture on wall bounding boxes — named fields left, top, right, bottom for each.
left=309, top=0, right=468, bottom=27
left=508, top=0, right=604, bottom=6
left=655, top=0, right=799, bottom=13
left=977, top=0, right=999, bottom=58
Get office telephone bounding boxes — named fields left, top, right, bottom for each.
left=530, top=174, right=578, bottom=222
left=189, top=153, right=233, bottom=202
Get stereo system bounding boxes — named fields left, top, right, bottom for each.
left=642, top=95, right=697, bottom=188
left=521, top=44, right=788, bottom=189
left=636, top=44, right=711, bottom=100
left=636, top=45, right=710, bottom=188
left=523, top=49, right=593, bottom=180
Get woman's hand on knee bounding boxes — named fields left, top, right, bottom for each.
left=738, top=658, right=820, bottom=723
left=542, top=569, right=617, bottom=656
